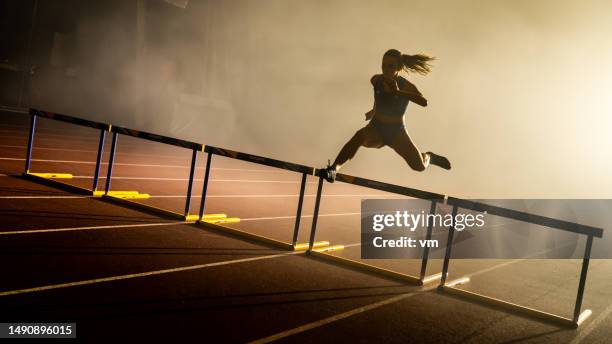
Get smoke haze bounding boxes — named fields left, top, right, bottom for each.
left=6, top=0, right=612, bottom=198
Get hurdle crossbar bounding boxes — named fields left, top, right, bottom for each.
left=335, top=173, right=446, bottom=201
left=23, top=109, right=205, bottom=221
left=199, top=145, right=331, bottom=251
left=204, top=145, right=315, bottom=175
left=306, top=169, right=447, bottom=285
left=446, top=197, right=603, bottom=238
left=30, top=108, right=109, bottom=131
left=103, top=122, right=204, bottom=219
left=110, top=125, right=202, bottom=151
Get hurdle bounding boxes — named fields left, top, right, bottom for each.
left=307, top=171, right=447, bottom=285
left=23, top=109, right=123, bottom=196
left=197, top=145, right=336, bottom=251
left=99, top=125, right=234, bottom=222
left=22, top=109, right=231, bottom=223
left=438, top=197, right=604, bottom=328
left=14, top=108, right=606, bottom=325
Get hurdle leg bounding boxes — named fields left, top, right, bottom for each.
left=420, top=200, right=438, bottom=281
left=104, top=132, right=118, bottom=194
left=439, top=205, right=458, bottom=287
left=197, top=152, right=212, bottom=219
left=92, top=129, right=106, bottom=192
left=184, top=148, right=198, bottom=217
left=24, top=112, right=37, bottom=173
left=573, top=234, right=594, bottom=325
left=307, top=176, right=324, bottom=251
left=291, top=173, right=308, bottom=246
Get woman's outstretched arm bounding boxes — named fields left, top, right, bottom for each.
left=394, top=81, right=428, bottom=107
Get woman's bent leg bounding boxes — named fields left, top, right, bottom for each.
left=388, top=130, right=429, bottom=172
left=332, top=125, right=384, bottom=171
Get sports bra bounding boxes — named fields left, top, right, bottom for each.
left=373, top=75, right=409, bottom=117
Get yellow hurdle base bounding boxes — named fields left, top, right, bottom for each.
left=312, top=244, right=345, bottom=253
left=27, top=172, right=73, bottom=179
left=184, top=214, right=228, bottom=221
left=114, top=193, right=150, bottom=200
left=202, top=217, right=240, bottom=225
left=94, top=190, right=150, bottom=199
left=93, top=190, right=140, bottom=197
left=293, top=241, right=330, bottom=251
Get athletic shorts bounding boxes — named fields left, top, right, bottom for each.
left=369, top=118, right=405, bottom=145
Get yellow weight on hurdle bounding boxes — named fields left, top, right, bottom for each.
left=312, top=244, right=345, bottom=253
left=184, top=214, right=200, bottom=221
left=185, top=213, right=227, bottom=221
left=114, top=193, right=150, bottom=200
left=202, top=214, right=227, bottom=220
left=93, top=190, right=140, bottom=197
left=28, top=172, right=73, bottom=179
left=102, top=191, right=149, bottom=200
left=293, top=241, right=330, bottom=251
left=202, top=217, right=240, bottom=225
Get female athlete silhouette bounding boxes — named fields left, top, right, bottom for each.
left=322, top=49, right=451, bottom=182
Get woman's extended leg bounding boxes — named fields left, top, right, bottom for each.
left=388, top=130, right=451, bottom=171
left=322, top=124, right=384, bottom=182
left=388, top=130, right=429, bottom=171
left=332, top=124, right=384, bottom=170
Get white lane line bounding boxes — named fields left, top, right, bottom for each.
left=155, top=194, right=393, bottom=199
left=0, top=194, right=392, bottom=200
left=0, top=134, right=98, bottom=142
left=249, top=291, right=424, bottom=344
left=0, top=129, right=93, bottom=139
left=0, top=221, right=187, bottom=235
left=0, top=144, right=103, bottom=153
left=0, top=122, right=76, bottom=131
left=0, top=126, right=74, bottom=135
left=0, top=195, right=90, bottom=199
left=0, top=107, right=28, bottom=114
left=241, top=213, right=360, bottom=222
left=72, top=176, right=313, bottom=183
left=0, top=251, right=300, bottom=298
left=0, top=157, right=270, bottom=172
left=0, top=147, right=313, bottom=175
left=0, top=149, right=308, bottom=175
left=338, top=243, right=361, bottom=249
left=0, top=212, right=360, bottom=235
left=0, top=157, right=101, bottom=164
left=0, top=144, right=184, bottom=159
left=249, top=254, right=549, bottom=343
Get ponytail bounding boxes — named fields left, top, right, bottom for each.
left=384, top=49, right=435, bottom=75
left=401, top=53, right=435, bottom=75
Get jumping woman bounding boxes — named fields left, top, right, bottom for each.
left=322, top=49, right=451, bottom=182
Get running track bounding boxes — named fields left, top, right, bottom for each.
left=0, top=112, right=610, bottom=343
